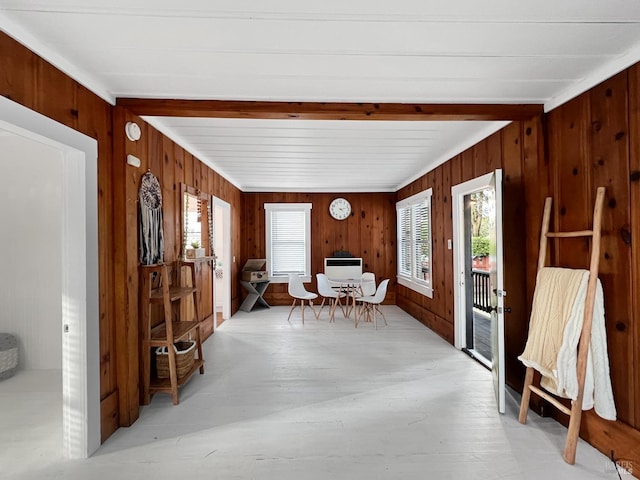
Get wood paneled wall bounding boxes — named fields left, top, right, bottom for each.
left=0, top=32, right=243, bottom=441
left=112, top=107, right=243, bottom=426
left=396, top=120, right=537, bottom=372
left=1, top=32, right=119, bottom=440
left=543, top=66, right=640, bottom=465
left=4, top=29, right=640, bottom=465
left=396, top=65, right=640, bottom=466
left=241, top=192, right=397, bottom=305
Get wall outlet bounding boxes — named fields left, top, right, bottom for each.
left=447, top=239, right=453, bottom=250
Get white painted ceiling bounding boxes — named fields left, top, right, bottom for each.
left=2, top=1, right=640, bottom=191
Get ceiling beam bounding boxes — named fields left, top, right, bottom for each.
left=116, top=99, right=543, bottom=121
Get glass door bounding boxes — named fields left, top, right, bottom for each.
left=452, top=169, right=505, bottom=414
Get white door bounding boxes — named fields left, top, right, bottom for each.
left=488, top=170, right=506, bottom=414
left=213, top=197, right=231, bottom=323
left=452, top=169, right=505, bottom=414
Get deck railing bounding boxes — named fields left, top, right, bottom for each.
left=472, top=269, right=492, bottom=313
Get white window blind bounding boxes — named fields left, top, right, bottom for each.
left=399, top=207, right=412, bottom=277
left=396, top=189, right=433, bottom=297
left=265, top=203, right=312, bottom=282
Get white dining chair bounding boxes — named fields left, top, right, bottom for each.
left=351, top=272, right=375, bottom=319
left=360, top=272, right=376, bottom=296
left=287, top=273, right=318, bottom=324
left=355, top=278, right=390, bottom=329
left=316, top=273, right=346, bottom=322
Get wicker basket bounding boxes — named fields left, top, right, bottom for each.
left=0, top=334, right=18, bottom=381
left=155, top=341, right=195, bottom=379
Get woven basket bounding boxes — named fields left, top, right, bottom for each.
left=156, top=341, right=195, bottom=379
left=0, top=334, right=18, bottom=381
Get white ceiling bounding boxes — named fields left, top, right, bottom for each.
left=2, top=1, right=640, bottom=191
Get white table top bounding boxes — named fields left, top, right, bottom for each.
left=328, top=278, right=361, bottom=286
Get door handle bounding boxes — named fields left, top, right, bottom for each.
left=488, top=306, right=511, bottom=314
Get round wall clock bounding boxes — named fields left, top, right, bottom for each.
left=329, top=197, right=351, bottom=220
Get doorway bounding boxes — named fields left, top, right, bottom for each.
left=461, top=188, right=494, bottom=367
left=452, top=170, right=506, bottom=413
left=0, top=96, right=100, bottom=458
left=213, top=196, right=231, bottom=326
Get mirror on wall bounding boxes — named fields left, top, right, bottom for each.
left=181, top=183, right=215, bottom=260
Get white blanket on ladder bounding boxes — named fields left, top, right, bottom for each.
left=518, top=267, right=616, bottom=421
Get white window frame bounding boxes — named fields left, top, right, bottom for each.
left=264, top=203, right=312, bottom=283
left=396, top=188, right=433, bottom=298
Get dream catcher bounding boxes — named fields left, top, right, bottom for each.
left=138, top=171, right=165, bottom=265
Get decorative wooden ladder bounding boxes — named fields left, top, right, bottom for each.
left=139, top=261, right=205, bottom=405
left=518, top=186, right=605, bottom=465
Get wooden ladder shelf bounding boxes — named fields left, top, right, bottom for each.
left=139, top=261, right=205, bottom=405
left=518, top=186, right=605, bottom=464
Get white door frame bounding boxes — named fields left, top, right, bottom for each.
left=452, top=172, right=496, bottom=349
left=213, top=196, right=231, bottom=323
left=452, top=169, right=506, bottom=413
left=0, top=96, right=100, bottom=458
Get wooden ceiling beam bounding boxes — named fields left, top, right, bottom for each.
left=116, top=98, right=543, bottom=121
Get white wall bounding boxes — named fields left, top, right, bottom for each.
left=0, top=133, right=63, bottom=370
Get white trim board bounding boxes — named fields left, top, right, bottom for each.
left=545, top=41, right=640, bottom=112
left=0, top=12, right=114, bottom=105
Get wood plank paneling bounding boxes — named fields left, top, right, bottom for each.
left=99, top=390, right=119, bottom=444
left=112, top=110, right=244, bottom=423
left=588, top=72, right=633, bottom=424
left=0, top=35, right=37, bottom=107
left=432, top=166, right=445, bottom=320
left=3, top=29, right=640, bottom=466
left=548, top=94, right=591, bottom=263
left=580, top=409, right=640, bottom=470
left=397, top=78, right=640, bottom=464
left=242, top=192, right=396, bottom=306
left=113, top=107, right=144, bottom=426
left=75, top=81, right=117, bottom=412
left=460, top=148, right=475, bottom=183
left=1, top=33, right=122, bottom=439
left=629, top=63, right=640, bottom=431
left=36, top=60, right=77, bottom=131
left=522, top=116, right=550, bottom=304
left=442, top=161, right=454, bottom=322
left=396, top=123, right=528, bottom=354
left=161, top=136, right=177, bottom=260
left=501, top=121, right=528, bottom=387
left=0, top=36, right=245, bottom=433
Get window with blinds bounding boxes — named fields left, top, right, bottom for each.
left=396, top=189, right=433, bottom=298
left=264, top=203, right=312, bottom=283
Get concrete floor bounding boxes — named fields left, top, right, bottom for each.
left=0, top=306, right=628, bottom=479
